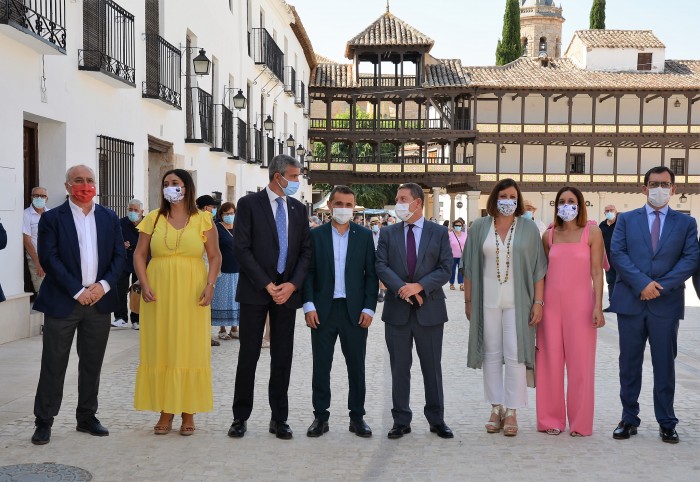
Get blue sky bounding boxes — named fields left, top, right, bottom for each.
left=290, top=0, right=698, bottom=66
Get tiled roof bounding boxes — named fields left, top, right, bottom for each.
left=572, top=30, right=666, bottom=49
left=289, top=6, right=317, bottom=71
left=312, top=61, right=357, bottom=88
left=425, top=59, right=470, bottom=87
left=345, top=12, right=434, bottom=59
left=464, top=57, right=700, bottom=90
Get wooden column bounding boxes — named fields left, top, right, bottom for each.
left=615, top=95, right=621, bottom=134
left=496, top=143, right=501, bottom=177
left=662, top=95, right=669, bottom=134
left=520, top=94, right=526, bottom=133
left=613, top=143, right=618, bottom=183
left=326, top=96, right=332, bottom=132
left=519, top=143, right=524, bottom=179
left=350, top=97, right=356, bottom=132
left=473, top=93, right=479, bottom=130
left=638, top=94, right=645, bottom=131
left=400, top=53, right=404, bottom=86
left=401, top=95, right=406, bottom=129
left=566, top=142, right=571, bottom=183
left=497, top=94, right=503, bottom=133
left=590, top=94, right=597, bottom=133
left=589, top=142, right=595, bottom=182
left=325, top=140, right=330, bottom=163
left=567, top=94, right=573, bottom=133
left=451, top=96, right=456, bottom=128
left=636, top=144, right=642, bottom=178
left=661, top=142, right=666, bottom=167
left=686, top=93, right=694, bottom=132
left=543, top=143, right=548, bottom=182
left=544, top=94, right=551, bottom=133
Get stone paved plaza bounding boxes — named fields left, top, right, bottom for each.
left=1, top=284, right=699, bottom=481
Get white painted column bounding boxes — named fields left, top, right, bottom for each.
left=597, top=191, right=606, bottom=223
left=432, top=187, right=441, bottom=221
left=467, top=191, right=481, bottom=224
left=449, top=193, right=456, bottom=223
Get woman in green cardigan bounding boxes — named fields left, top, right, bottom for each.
left=462, top=179, right=547, bottom=436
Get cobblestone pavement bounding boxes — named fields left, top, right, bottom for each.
left=1, top=284, right=699, bottom=481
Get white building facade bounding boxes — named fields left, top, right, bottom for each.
left=0, top=0, right=315, bottom=342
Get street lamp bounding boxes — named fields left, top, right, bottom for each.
left=263, top=115, right=274, bottom=132
left=306, top=150, right=314, bottom=162
left=500, top=145, right=507, bottom=154
left=232, top=89, right=247, bottom=110
left=296, top=144, right=305, bottom=157
left=606, top=148, right=613, bottom=157
left=286, top=135, right=295, bottom=148
left=192, top=49, right=211, bottom=75
left=680, top=193, right=688, bottom=203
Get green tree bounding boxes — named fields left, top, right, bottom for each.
left=589, top=0, right=606, bottom=29
left=495, top=0, right=522, bottom=65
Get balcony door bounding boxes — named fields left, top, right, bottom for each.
left=23, top=120, right=39, bottom=208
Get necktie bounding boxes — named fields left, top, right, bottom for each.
left=651, top=210, right=660, bottom=252
left=407, top=224, right=417, bottom=280
left=276, top=197, right=288, bottom=273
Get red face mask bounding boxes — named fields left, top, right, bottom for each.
left=70, top=183, right=96, bottom=203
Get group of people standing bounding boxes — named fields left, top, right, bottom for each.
left=25, top=160, right=700, bottom=447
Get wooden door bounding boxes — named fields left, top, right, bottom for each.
left=23, top=121, right=39, bottom=207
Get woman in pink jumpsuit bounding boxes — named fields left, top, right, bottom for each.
left=536, top=186, right=605, bottom=436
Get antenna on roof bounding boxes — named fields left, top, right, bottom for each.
left=386, top=0, right=390, bottom=14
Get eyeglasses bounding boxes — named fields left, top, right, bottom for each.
left=648, top=182, right=673, bottom=189
left=32, top=194, right=48, bottom=199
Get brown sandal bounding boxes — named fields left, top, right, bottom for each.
left=485, top=405, right=504, bottom=433
left=179, top=424, right=195, bottom=436
left=154, top=413, right=174, bottom=435
left=503, top=409, right=518, bottom=437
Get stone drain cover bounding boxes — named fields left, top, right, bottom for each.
left=0, top=463, right=92, bottom=481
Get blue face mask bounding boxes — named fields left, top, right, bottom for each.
left=223, top=214, right=235, bottom=225
left=278, top=175, right=300, bottom=196
left=211, top=208, right=217, bottom=217
left=32, top=197, right=46, bottom=209
left=127, top=212, right=141, bottom=223
left=454, top=226, right=462, bottom=232
left=522, top=211, right=533, bottom=220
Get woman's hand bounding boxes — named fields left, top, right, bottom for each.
left=529, top=303, right=543, bottom=326
left=465, top=300, right=471, bottom=321
left=141, top=284, right=156, bottom=303
left=593, top=307, right=605, bottom=328
left=199, top=283, right=215, bottom=306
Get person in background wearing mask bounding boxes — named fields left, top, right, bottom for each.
left=375, top=183, right=454, bottom=440
left=386, top=216, right=396, bottom=226
left=599, top=205, right=618, bottom=312
left=369, top=217, right=386, bottom=302
left=228, top=155, right=312, bottom=440
left=522, top=199, right=547, bottom=236
left=309, top=215, right=321, bottom=229
left=112, top=199, right=143, bottom=329
left=211, top=202, right=240, bottom=341
left=537, top=187, right=605, bottom=437
left=448, top=218, right=467, bottom=291
left=22, top=186, right=49, bottom=293
left=31, top=165, right=126, bottom=445
left=609, top=166, right=698, bottom=444
left=302, top=185, right=378, bottom=438
left=196, top=195, right=222, bottom=346
left=462, top=179, right=546, bottom=437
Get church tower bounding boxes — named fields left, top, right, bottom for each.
left=520, top=0, right=565, bottom=58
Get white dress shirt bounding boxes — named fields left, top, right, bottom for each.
left=403, top=215, right=425, bottom=256
left=266, top=186, right=289, bottom=233
left=22, top=205, right=49, bottom=254
left=69, top=199, right=110, bottom=299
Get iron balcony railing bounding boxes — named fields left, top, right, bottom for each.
left=212, top=104, right=234, bottom=155
left=284, top=66, right=296, bottom=96
left=266, top=136, right=274, bottom=167
left=309, top=118, right=472, bottom=131
left=79, top=0, right=135, bottom=86
left=0, top=0, right=66, bottom=52
left=251, top=27, right=284, bottom=81
left=295, top=80, right=305, bottom=106
left=237, top=118, right=247, bottom=159
left=251, top=127, right=263, bottom=164
left=185, top=87, right=213, bottom=145
left=142, top=33, right=181, bottom=109
left=322, top=155, right=452, bottom=165
left=357, top=74, right=417, bottom=87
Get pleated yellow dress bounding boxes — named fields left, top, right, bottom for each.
left=134, top=210, right=213, bottom=414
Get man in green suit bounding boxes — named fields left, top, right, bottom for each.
left=302, top=185, right=379, bottom=438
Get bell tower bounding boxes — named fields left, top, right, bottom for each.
left=519, top=0, right=565, bottom=58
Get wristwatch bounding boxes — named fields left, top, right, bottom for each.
left=533, top=300, right=544, bottom=306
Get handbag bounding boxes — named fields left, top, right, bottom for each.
left=129, top=281, right=141, bottom=314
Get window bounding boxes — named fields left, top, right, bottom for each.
left=98, top=135, right=134, bottom=217
left=539, top=37, right=547, bottom=54
left=521, top=37, right=528, bottom=56
left=670, top=158, right=685, bottom=175
left=637, top=53, right=652, bottom=71
left=568, top=153, right=585, bottom=174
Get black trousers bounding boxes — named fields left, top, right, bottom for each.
left=232, top=301, right=296, bottom=422
left=34, top=304, right=111, bottom=424
left=311, top=299, right=368, bottom=421
left=114, top=272, right=139, bottom=323
left=605, top=268, right=617, bottom=303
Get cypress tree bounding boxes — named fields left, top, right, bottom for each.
left=496, top=0, right=522, bottom=65
left=590, top=0, right=606, bottom=29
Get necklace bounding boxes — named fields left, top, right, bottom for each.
left=164, top=214, right=190, bottom=251
left=220, top=222, right=234, bottom=237
left=494, top=219, right=516, bottom=285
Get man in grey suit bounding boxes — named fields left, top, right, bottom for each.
left=375, top=183, right=454, bottom=439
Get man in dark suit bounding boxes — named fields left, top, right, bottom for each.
left=375, top=183, right=454, bottom=439
left=302, top=185, right=378, bottom=438
left=228, top=155, right=311, bottom=440
left=31, top=165, right=125, bottom=445
left=610, top=166, right=699, bottom=444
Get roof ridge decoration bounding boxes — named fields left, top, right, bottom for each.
left=344, top=10, right=435, bottom=59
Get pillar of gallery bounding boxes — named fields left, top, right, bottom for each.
left=466, top=191, right=481, bottom=224
left=432, top=187, right=441, bottom=221
left=449, top=193, right=456, bottom=223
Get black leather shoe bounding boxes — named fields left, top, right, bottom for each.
left=659, top=427, right=680, bottom=444
left=612, top=421, right=637, bottom=440
left=31, top=421, right=51, bottom=445
left=227, top=419, right=247, bottom=438
left=349, top=418, right=372, bottom=438
left=76, top=416, right=109, bottom=436
left=387, top=424, right=411, bottom=439
left=269, top=420, right=293, bottom=440
left=430, top=422, right=454, bottom=439
left=306, top=418, right=329, bottom=437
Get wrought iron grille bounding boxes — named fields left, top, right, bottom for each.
left=212, top=104, right=234, bottom=155
left=185, top=87, right=213, bottom=144
left=79, top=0, right=135, bottom=85
left=0, top=0, right=66, bottom=52
left=295, top=80, right=305, bottom=106
left=97, top=135, right=134, bottom=217
left=142, top=33, right=181, bottom=109
left=278, top=140, right=283, bottom=156
left=253, top=128, right=263, bottom=163
left=284, top=66, right=296, bottom=95
left=266, top=136, right=274, bottom=167
left=237, top=118, right=247, bottom=159
left=251, top=28, right=284, bottom=81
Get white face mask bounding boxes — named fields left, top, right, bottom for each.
left=332, top=208, right=353, bottom=225
left=395, top=199, right=418, bottom=222
left=605, top=212, right=616, bottom=221
left=557, top=204, right=578, bottom=222
left=371, top=224, right=380, bottom=233
left=522, top=211, right=533, bottom=220
left=163, top=186, right=184, bottom=203
left=497, top=199, right=517, bottom=217
left=647, top=187, right=671, bottom=208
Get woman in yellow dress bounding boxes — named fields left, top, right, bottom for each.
left=133, top=169, right=221, bottom=435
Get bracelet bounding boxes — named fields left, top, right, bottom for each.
left=465, top=300, right=471, bottom=303
left=533, top=300, right=544, bottom=306
left=206, top=282, right=216, bottom=288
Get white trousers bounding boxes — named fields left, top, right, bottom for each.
left=482, top=306, right=528, bottom=409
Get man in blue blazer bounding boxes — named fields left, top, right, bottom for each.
left=375, top=183, right=454, bottom=439
left=302, top=185, right=378, bottom=438
left=610, top=166, right=699, bottom=444
left=31, top=165, right=125, bottom=445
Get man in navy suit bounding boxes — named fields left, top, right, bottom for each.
left=610, top=166, right=699, bottom=444
left=31, top=165, right=125, bottom=445
left=375, top=183, right=454, bottom=439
